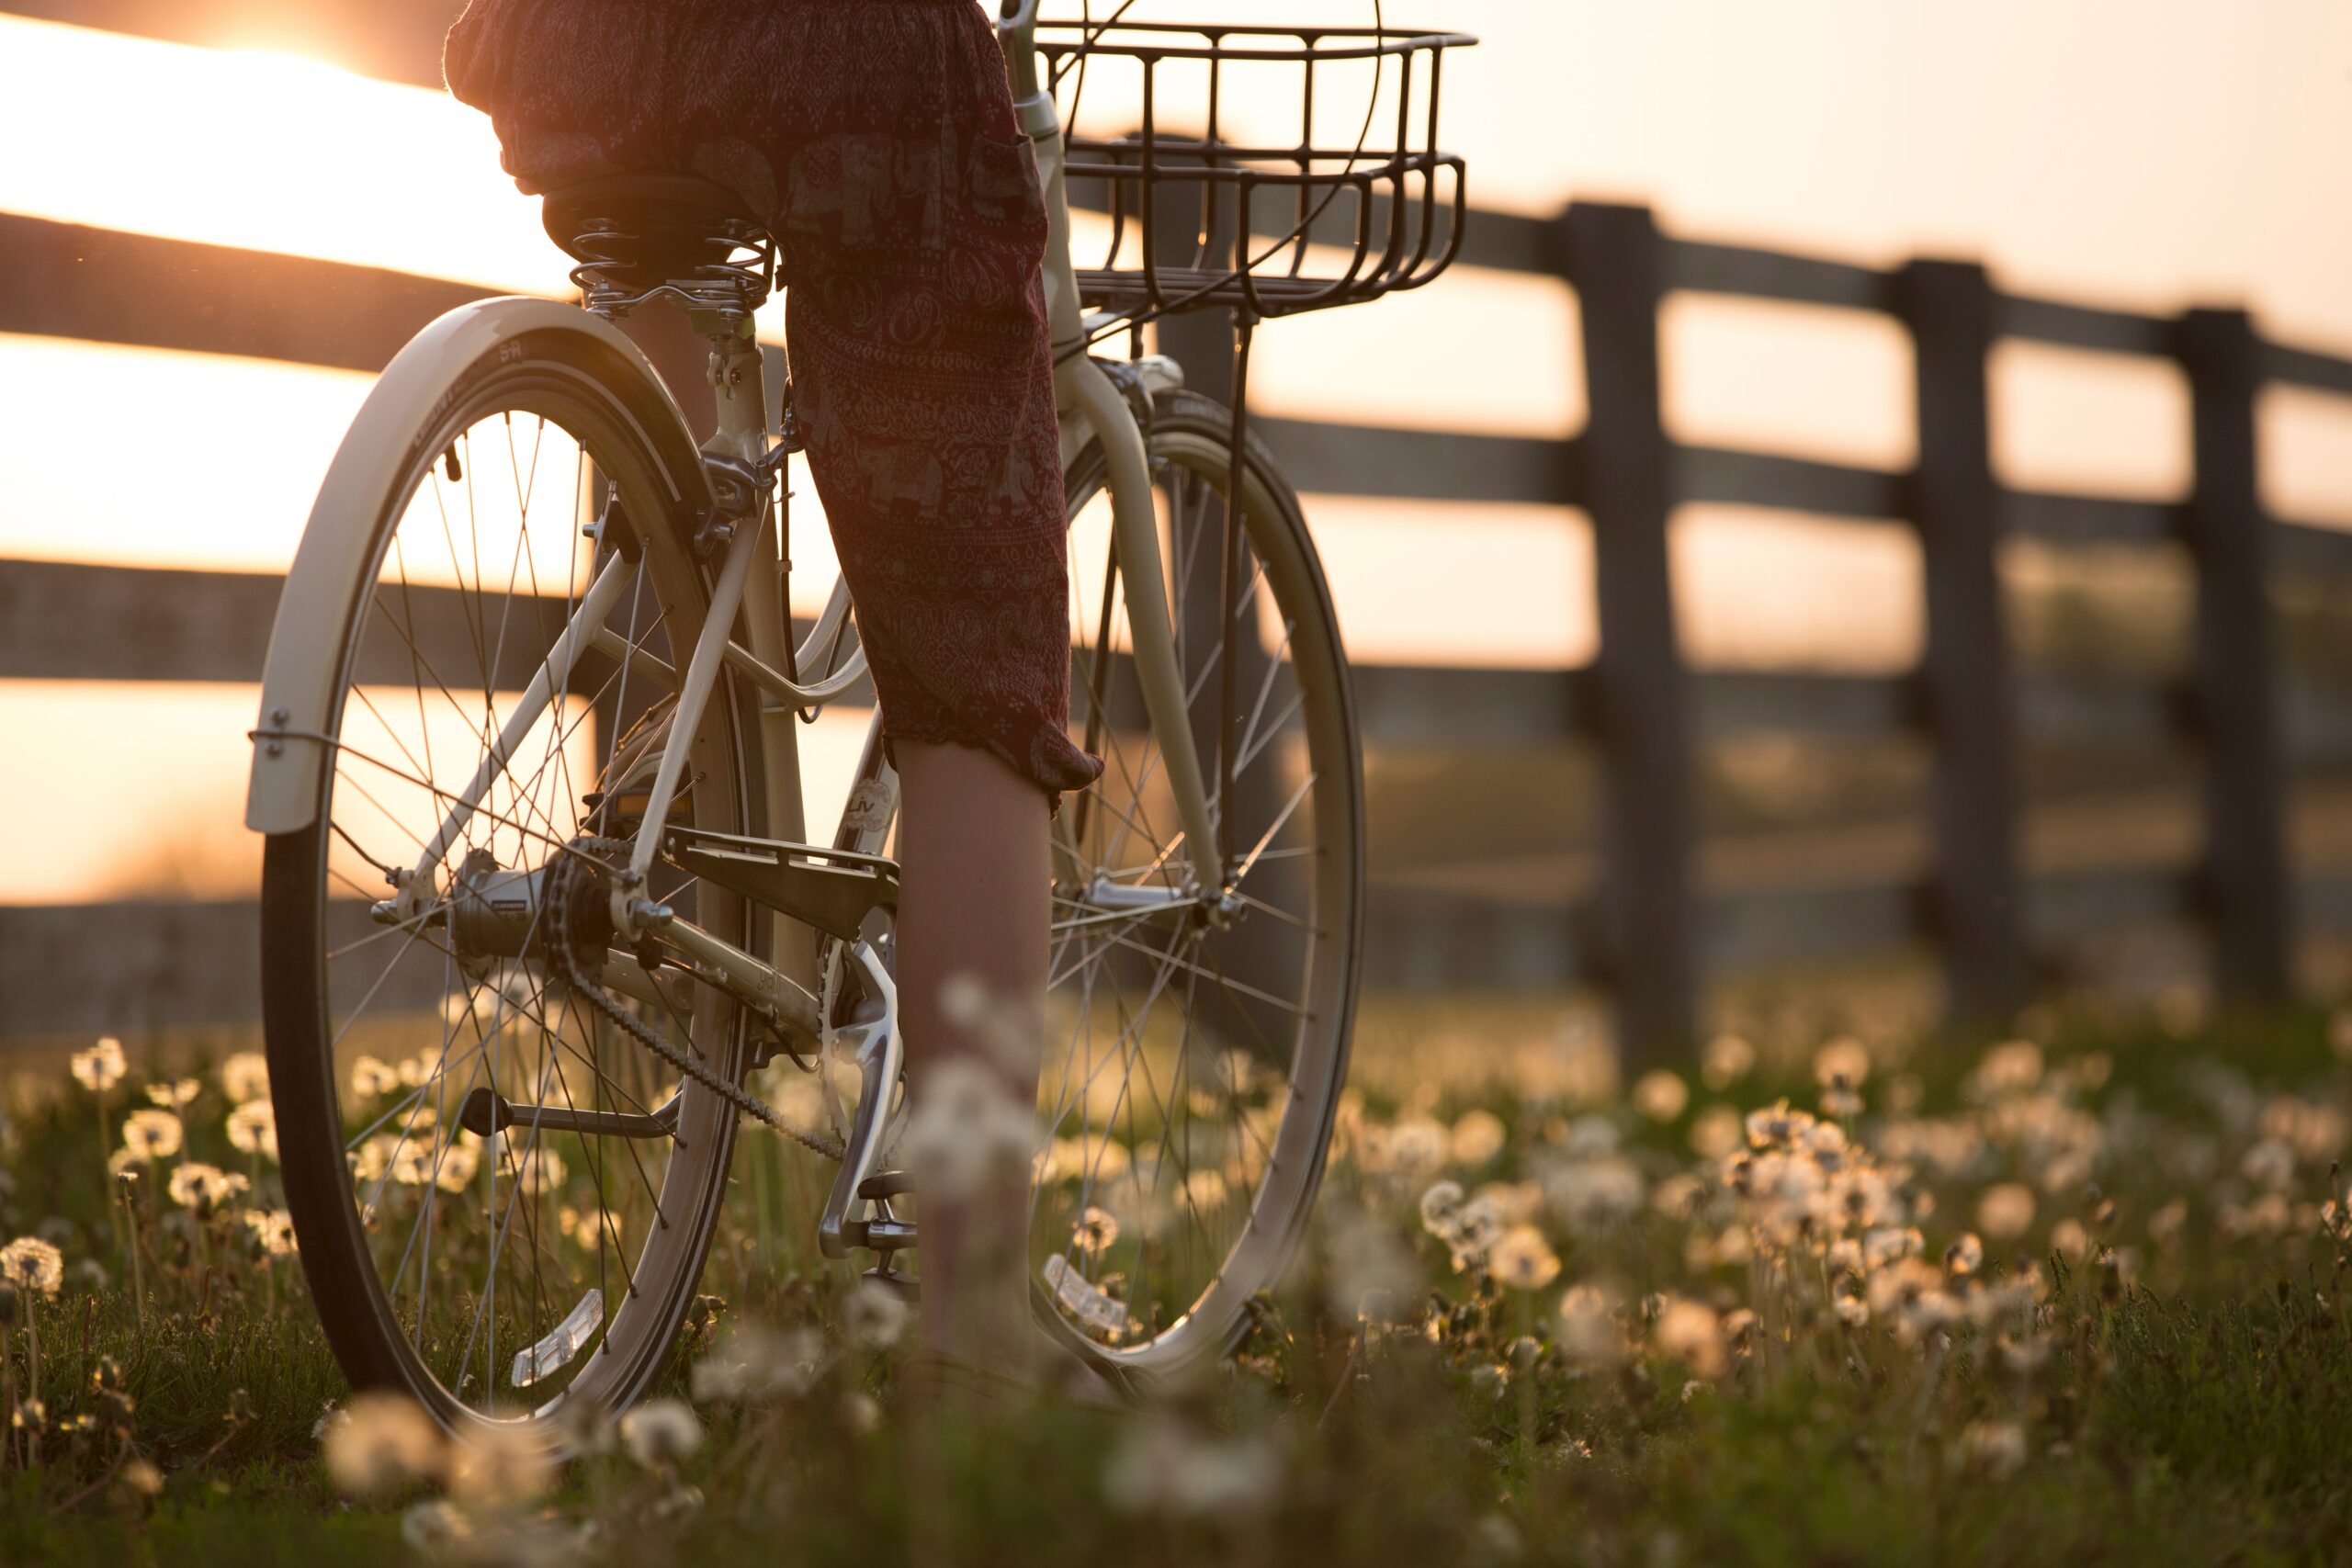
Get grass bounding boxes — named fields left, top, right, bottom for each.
left=4, top=996, right=2352, bottom=1565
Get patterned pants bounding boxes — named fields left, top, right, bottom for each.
left=445, top=0, right=1104, bottom=802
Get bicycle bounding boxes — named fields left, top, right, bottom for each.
left=245, top=3, right=1471, bottom=1442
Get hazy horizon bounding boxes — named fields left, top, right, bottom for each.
left=1, top=2, right=2346, bottom=904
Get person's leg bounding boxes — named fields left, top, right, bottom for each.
left=891, top=738, right=1050, bottom=1377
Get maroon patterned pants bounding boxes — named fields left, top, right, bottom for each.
left=445, top=0, right=1103, bottom=802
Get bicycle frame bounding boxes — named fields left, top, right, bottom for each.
left=592, top=1, right=1226, bottom=980
left=244, top=2, right=1225, bottom=1249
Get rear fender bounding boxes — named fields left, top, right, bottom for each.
left=244, top=297, right=707, bottom=834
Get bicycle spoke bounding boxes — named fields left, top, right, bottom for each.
left=291, top=393, right=751, bottom=1426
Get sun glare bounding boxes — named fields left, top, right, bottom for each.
left=0, top=15, right=564, bottom=294
left=0, top=333, right=372, bottom=573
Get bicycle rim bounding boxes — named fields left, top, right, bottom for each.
left=1032, top=388, right=1365, bottom=1378
left=261, top=333, right=756, bottom=1438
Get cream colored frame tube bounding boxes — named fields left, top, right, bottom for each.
left=1004, top=1, right=1227, bottom=891
left=408, top=549, right=634, bottom=896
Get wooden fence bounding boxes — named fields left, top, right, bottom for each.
left=6, top=181, right=2352, bottom=1054
left=1138, top=195, right=2352, bottom=1055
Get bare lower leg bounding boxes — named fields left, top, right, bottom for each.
left=893, top=739, right=1049, bottom=1375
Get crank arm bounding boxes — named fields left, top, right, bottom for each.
left=655, top=915, right=823, bottom=1047
left=457, top=1083, right=680, bottom=1141
left=818, top=940, right=905, bottom=1259
left=596, top=950, right=700, bottom=1018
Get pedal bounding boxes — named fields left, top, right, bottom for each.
left=856, top=1170, right=914, bottom=1202
left=583, top=699, right=686, bottom=834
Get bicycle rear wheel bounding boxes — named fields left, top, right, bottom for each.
left=1034, top=388, right=1365, bottom=1380
left=258, top=310, right=760, bottom=1440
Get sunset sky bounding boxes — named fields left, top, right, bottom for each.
left=1, top=2, right=2346, bottom=903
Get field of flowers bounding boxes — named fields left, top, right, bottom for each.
left=2, top=994, right=2350, bottom=1565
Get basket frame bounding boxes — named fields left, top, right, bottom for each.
left=1037, top=19, right=1476, bottom=324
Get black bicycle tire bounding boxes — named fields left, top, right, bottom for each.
left=1034, top=385, right=1367, bottom=1381
left=261, top=328, right=759, bottom=1435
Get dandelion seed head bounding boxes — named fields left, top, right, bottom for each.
left=322, top=1392, right=444, bottom=1497
left=1182, top=1169, right=1228, bottom=1213
left=1701, top=1033, right=1756, bottom=1090
left=0, top=1236, right=63, bottom=1299
left=71, top=1037, right=126, bottom=1094
left=688, top=1325, right=824, bottom=1404
left=1633, top=1069, right=1690, bottom=1122
left=1557, top=1283, right=1626, bottom=1364
left=435, top=1141, right=481, bottom=1193
left=226, top=1100, right=278, bottom=1161
left=1957, top=1419, right=2028, bottom=1481
left=243, top=1209, right=298, bottom=1257
left=1420, top=1189, right=1458, bottom=1241
left=899, top=1059, right=1037, bottom=1198
left=1688, top=1105, right=1745, bottom=1161
left=1542, top=1152, right=1647, bottom=1232
left=220, top=1052, right=270, bottom=1105
left=1487, top=1225, right=1562, bottom=1291
left=400, top=1500, right=472, bottom=1555
left=843, top=1281, right=910, bottom=1349
left=119, top=1109, right=184, bottom=1162
left=1444, top=1192, right=1509, bottom=1271
left=1365, top=1115, right=1449, bottom=1179
left=1971, top=1040, right=2044, bottom=1100
left=166, top=1163, right=247, bottom=1212
left=444, top=1420, right=555, bottom=1505
left=1072, top=1205, right=1122, bottom=1254
left=1814, top=1036, right=1872, bottom=1089
left=618, top=1398, right=704, bottom=1468
left=2241, top=1137, right=2297, bottom=1192
left=1652, top=1297, right=1725, bottom=1378
left=1745, top=1100, right=1815, bottom=1153
left=1449, top=1109, right=1509, bottom=1168
left=349, top=1056, right=400, bottom=1100
left=1976, top=1182, right=2037, bottom=1240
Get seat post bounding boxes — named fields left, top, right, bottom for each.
left=701, top=316, right=769, bottom=455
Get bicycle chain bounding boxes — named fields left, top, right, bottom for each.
left=548, top=842, right=845, bottom=1162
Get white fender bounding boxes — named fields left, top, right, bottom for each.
left=244, top=296, right=698, bottom=835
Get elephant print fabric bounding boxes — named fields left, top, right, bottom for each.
left=444, top=0, right=1105, bottom=804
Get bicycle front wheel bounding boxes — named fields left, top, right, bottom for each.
left=257, top=307, right=761, bottom=1441
left=1035, top=388, right=1365, bottom=1381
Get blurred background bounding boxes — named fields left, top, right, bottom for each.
left=3, top=0, right=2350, bottom=1052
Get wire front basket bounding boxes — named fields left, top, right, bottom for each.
left=1039, top=18, right=1475, bottom=327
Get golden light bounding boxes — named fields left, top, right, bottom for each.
left=0, top=333, right=372, bottom=573
left=0, top=15, right=563, bottom=293
left=6, top=0, right=2349, bottom=915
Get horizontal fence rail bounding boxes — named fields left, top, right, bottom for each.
left=6, top=168, right=2352, bottom=1049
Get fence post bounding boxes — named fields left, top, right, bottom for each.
left=2179, top=307, right=2293, bottom=1002
left=1899, top=259, right=2030, bottom=1021
left=1561, top=201, right=1695, bottom=1060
